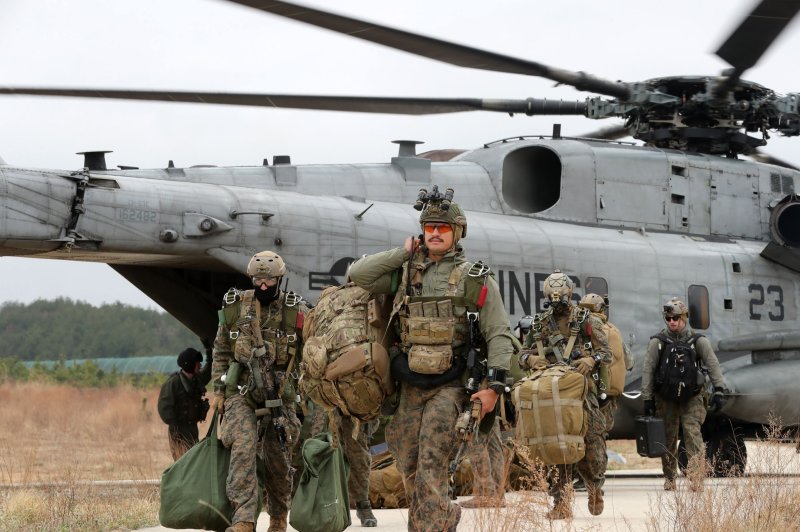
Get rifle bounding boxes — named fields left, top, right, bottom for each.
left=448, top=311, right=486, bottom=481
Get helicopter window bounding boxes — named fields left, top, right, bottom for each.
left=88, top=178, right=119, bottom=189
left=687, top=284, right=710, bottom=329
left=501, top=146, right=561, bottom=214
left=671, top=165, right=686, bottom=177
left=671, top=194, right=685, bottom=205
left=724, top=299, right=733, bottom=310
left=732, top=262, right=741, bottom=273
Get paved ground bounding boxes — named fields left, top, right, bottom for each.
left=139, top=442, right=800, bottom=531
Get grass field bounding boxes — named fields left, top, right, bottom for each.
left=0, top=382, right=797, bottom=531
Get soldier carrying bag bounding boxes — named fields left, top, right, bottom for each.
left=512, top=364, right=588, bottom=465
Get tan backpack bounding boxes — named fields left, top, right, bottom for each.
left=604, top=321, right=627, bottom=397
left=300, top=283, right=395, bottom=422
left=512, top=364, right=588, bottom=465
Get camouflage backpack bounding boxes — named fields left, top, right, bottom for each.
left=300, top=283, right=396, bottom=423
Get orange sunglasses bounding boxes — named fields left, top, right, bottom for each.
left=423, top=223, right=453, bottom=234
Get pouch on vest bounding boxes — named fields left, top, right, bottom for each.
left=512, top=364, right=588, bottom=465
left=407, top=344, right=454, bottom=374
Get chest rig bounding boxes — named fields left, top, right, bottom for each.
left=392, top=258, right=489, bottom=375
left=220, top=288, right=303, bottom=405
left=530, top=305, right=592, bottom=363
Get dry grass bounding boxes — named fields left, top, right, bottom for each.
left=647, top=424, right=800, bottom=532
left=0, top=381, right=194, bottom=530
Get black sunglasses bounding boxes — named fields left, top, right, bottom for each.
left=665, top=315, right=681, bottom=322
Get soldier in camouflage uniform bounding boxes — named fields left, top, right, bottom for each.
left=157, top=347, right=212, bottom=460
left=518, top=271, right=611, bottom=520
left=348, top=186, right=516, bottom=532
left=211, top=251, right=307, bottom=532
left=308, top=404, right=379, bottom=526
left=642, top=298, right=727, bottom=492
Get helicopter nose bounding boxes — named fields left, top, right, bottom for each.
left=0, top=168, right=75, bottom=253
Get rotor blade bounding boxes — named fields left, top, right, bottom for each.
left=716, top=0, right=800, bottom=75
left=750, top=149, right=800, bottom=171
left=0, top=87, right=587, bottom=116
left=226, top=0, right=630, bottom=100
left=578, top=124, right=629, bottom=141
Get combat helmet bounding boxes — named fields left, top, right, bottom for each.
left=414, top=185, right=468, bottom=241
left=580, top=293, right=606, bottom=313
left=247, top=250, right=286, bottom=278
left=543, top=270, right=574, bottom=303
left=662, top=297, right=689, bottom=320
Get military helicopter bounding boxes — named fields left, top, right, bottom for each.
left=2, top=0, right=800, bottom=475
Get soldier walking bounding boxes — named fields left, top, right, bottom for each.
left=157, top=347, right=212, bottom=460
left=641, top=298, right=727, bottom=491
left=211, top=251, right=307, bottom=532
left=519, top=271, right=611, bottom=519
left=348, top=186, right=516, bottom=532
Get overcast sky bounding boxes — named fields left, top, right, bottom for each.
left=1, top=0, right=799, bottom=309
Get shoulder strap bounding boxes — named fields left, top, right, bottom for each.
left=447, top=262, right=469, bottom=296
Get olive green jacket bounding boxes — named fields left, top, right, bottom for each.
left=641, top=326, right=725, bottom=400
left=348, top=246, right=515, bottom=373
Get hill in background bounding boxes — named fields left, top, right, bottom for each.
left=0, top=298, right=197, bottom=360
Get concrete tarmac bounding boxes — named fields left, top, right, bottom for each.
left=140, top=442, right=800, bottom=531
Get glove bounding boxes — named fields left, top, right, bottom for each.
left=212, top=392, right=226, bottom=415
left=519, top=352, right=547, bottom=371
left=709, top=388, right=727, bottom=413
left=643, top=399, right=655, bottom=417
left=571, top=356, right=595, bottom=376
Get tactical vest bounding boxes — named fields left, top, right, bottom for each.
left=393, top=259, right=489, bottom=376
left=218, top=288, right=303, bottom=403
left=530, top=305, right=593, bottom=363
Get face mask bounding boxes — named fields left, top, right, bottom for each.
left=255, top=284, right=279, bottom=304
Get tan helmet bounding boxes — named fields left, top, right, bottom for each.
left=417, top=186, right=468, bottom=240
left=543, top=270, right=574, bottom=301
left=662, top=297, right=689, bottom=319
left=580, top=293, right=606, bottom=313
left=246, top=250, right=286, bottom=278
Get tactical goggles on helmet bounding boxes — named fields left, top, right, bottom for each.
left=252, top=275, right=280, bottom=287
left=423, top=222, right=453, bottom=234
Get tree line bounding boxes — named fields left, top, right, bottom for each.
left=0, top=298, right=197, bottom=360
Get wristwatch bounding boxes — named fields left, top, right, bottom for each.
left=488, top=382, right=506, bottom=395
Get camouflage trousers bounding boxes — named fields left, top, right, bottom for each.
left=385, top=383, right=463, bottom=532
left=310, top=406, right=376, bottom=503
left=550, top=392, right=606, bottom=503
left=655, top=393, right=707, bottom=480
left=464, top=418, right=507, bottom=499
left=167, top=423, right=199, bottom=460
left=220, top=394, right=301, bottom=525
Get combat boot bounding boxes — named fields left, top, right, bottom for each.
left=266, top=514, right=287, bottom=532
left=225, top=523, right=254, bottom=532
left=663, top=478, right=676, bottom=491
left=545, top=500, right=573, bottom=520
left=458, top=495, right=506, bottom=508
left=587, top=487, right=604, bottom=515
left=355, top=500, right=377, bottom=527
